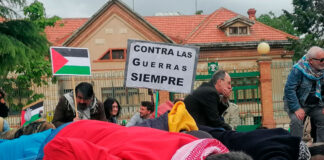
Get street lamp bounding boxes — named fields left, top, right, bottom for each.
left=257, top=42, right=270, bottom=55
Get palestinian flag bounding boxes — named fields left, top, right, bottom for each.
left=21, top=100, right=44, bottom=126
left=50, top=47, right=91, bottom=76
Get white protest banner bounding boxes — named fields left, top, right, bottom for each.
left=124, top=39, right=199, bottom=93
left=50, top=47, right=91, bottom=76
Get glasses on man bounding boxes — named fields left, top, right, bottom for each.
left=312, top=58, right=324, bottom=62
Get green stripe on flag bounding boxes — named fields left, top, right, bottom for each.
left=56, top=65, right=91, bottom=75
left=23, top=114, right=41, bottom=126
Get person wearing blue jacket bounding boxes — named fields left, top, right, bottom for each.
left=284, top=46, right=324, bottom=142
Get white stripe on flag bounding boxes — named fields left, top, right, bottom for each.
left=25, top=106, right=44, bottom=121
left=30, top=106, right=44, bottom=116
left=66, top=57, right=90, bottom=66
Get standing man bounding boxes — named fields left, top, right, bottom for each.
left=284, top=46, right=324, bottom=142
left=52, top=82, right=107, bottom=128
left=184, top=70, right=232, bottom=130
left=126, top=101, right=154, bottom=127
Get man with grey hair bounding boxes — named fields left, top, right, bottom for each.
left=184, top=70, right=232, bottom=130
left=284, top=46, right=324, bottom=142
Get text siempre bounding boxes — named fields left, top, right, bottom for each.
left=130, top=44, right=193, bottom=87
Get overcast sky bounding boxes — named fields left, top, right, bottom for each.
left=28, top=0, right=293, bottom=18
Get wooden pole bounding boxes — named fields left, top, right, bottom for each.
left=71, top=76, right=79, bottom=118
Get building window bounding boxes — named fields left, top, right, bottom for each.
left=239, top=27, right=247, bottom=34
left=101, top=87, right=139, bottom=105
left=229, top=26, right=248, bottom=36
left=229, top=27, right=238, bottom=34
left=112, top=49, right=125, bottom=59
left=99, top=48, right=126, bottom=60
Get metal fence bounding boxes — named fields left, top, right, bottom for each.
left=5, top=61, right=294, bottom=129
left=172, top=68, right=261, bottom=126
left=5, top=71, right=153, bottom=127
left=271, top=61, right=293, bottom=129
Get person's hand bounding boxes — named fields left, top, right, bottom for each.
left=295, top=108, right=305, bottom=120
left=222, top=87, right=232, bottom=98
left=73, top=116, right=81, bottom=122
left=322, top=108, right=324, bottom=115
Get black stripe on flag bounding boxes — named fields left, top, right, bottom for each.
left=27, top=101, right=44, bottom=110
left=53, top=48, right=88, bottom=58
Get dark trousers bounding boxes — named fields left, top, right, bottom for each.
left=198, top=125, right=301, bottom=160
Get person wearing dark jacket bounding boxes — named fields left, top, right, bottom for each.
left=52, top=82, right=107, bottom=128
left=0, top=89, right=9, bottom=118
left=199, top=125, right=310, bottom=160
left=184, top=70, right=232, bottom=130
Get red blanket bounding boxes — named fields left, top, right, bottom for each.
left=44, top=120, right=198, bottom=160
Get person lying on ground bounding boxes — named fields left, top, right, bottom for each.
left=134, top=101, right=322, bottom=160
left=0, top=119, right=54, bottom=140
left=199, top=125, right=315, bottom=160
left=0, top=119, right=251, bottom=160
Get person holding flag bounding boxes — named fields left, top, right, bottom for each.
left=52, top=82, right=107, bottom=127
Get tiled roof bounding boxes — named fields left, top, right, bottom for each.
left=44, top=7, right=297, bottom=46
left=144, top=15, right=207, bottom=43
left=44, top=18, right=88, bottom=46
left=146, top=8, right=297, bottom=44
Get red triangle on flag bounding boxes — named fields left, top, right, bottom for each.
left=51, top=48, right=68, bottom=73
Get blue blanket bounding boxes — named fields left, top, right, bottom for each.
left=0, top=129, right=52, bottom=160
left=0, top=122, right=70, bottom=160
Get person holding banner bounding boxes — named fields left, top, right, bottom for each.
left=184, top=70, right=232, bottom=130
left=52, top=82, right=107, bottom=127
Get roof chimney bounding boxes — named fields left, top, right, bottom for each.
left=247, top=8, right=256, bottom=21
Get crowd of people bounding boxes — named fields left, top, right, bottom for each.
left=1, top=46, right=324, bottom=159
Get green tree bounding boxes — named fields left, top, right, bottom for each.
left=283, top=0, right=324, bottom=60
left=195, top=10, right=203, bottom=15
left=257, top=12, right=299, bottom=36
left=0, top=0, right=59, bottom=111
left=23, top=0, right=60, bottom=30
left=0, top=0, right=26, bottom=19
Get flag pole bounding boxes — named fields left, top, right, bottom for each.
left=155, top=90, right=159, bottom=118
left=21, top=99, right=44, bottom=111
left=71, top=76, right=79, bottom=118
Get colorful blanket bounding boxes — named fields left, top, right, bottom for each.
left=43, top=120, right=197, bottom=160
left=0, top=120, right=229, bottom=160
